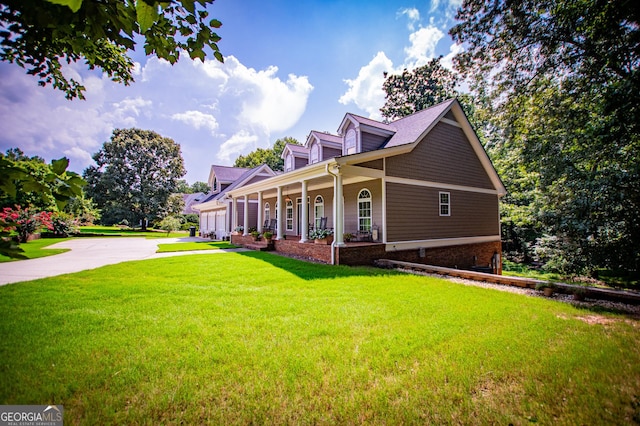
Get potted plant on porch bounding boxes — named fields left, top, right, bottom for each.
left=310, top=229, right=333, bottom=245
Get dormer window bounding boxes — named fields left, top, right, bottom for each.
left=310, top=143, right=319, bottom=164
left=285, top=153, right=293, bottom=172
left=345, top=129, right=357, bottom=155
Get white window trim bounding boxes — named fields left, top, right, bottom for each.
left=310, top=143, right=319, bottom=164
left=314, top=195, right=324, bottom=228
left=264, top=202, right=270, bottom=222
left=358, top=188, right=372, bottom=232
left=439, top=191, right=451, bottom=216
left=285, top=153, right=293, bottom=172
left=286, top=199, right=294, bottom=231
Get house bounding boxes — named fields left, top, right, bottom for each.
left=196, top=99, right=507, bottom=271
left=182, top=192, right=206, bottom=215
left=191, top=164, right=277, bottom=240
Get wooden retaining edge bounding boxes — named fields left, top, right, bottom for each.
left=375, top=259, right=640, bottom=305
left=375, top=259, right=541, bottom=288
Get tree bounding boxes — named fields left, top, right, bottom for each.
left=0, top=148, right=85, bottom=211
left=234, top=137, right=300, bottom=172
left=157, top=215, right=181, bottom=236
left=450, top=0, right=640, bottom=272
left=175, top=179, right=210, bottom=194
left=0, top=0, right=223, bottom=99
left=380, top=59, right=459, bottom=121
left=165, top=193, right=185, bottom=217
left=84, top=128, right=186, bottom=228
left=64, top=194, right=101, bottom=225
left=190, top=181, right=211, bottom=194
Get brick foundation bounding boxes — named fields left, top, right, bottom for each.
left=232, top=235, right=502, bottom=274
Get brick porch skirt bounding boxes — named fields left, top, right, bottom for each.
left=231, top=234, right=502, bottom=273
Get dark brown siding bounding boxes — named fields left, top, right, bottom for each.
left=355, top=159, right=383, bottom=170
left=444, top=110, right=456, bottom=121
left=323, top=146, right=342, bottom=160
left=386, top=122, right=494, bottom=190
left=343, top=180, right=382, bottom=235
left=361, top=132, right=388, bottom=152
left=385, top=182, right=499, bottom=241
left=294, top=157, right=308, bottom=169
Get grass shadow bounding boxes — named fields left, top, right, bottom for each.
left=235, top=250, right=400, bottom=281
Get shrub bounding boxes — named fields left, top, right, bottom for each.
left=0, top=206, right=53, bottom=243
left=158, top=216, right=181, bottom=236
left=50, top=211, right=79, bottom=237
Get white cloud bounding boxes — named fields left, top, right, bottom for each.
left=404, top=26, right=445, bottom=67
left=397, top=8, right=420, bottom=31
left=221, top=57, right=313, bottom=134
left=217, top=130, right=259, bottom=164
left=0, top=52, right=314, bottom=181
left=171, top=110, right=219, bottom=133
left=338, top=51, right=393, bottom=120
left=441, top=42, right=464, bottom=71
left=338, top=18, right=456, bottom=119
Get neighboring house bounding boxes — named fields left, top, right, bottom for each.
left=182, top=192, right=206, bottom=215
left=198, top=99, right=507, bottom=270
left=191, top=164, right=277, bottom=240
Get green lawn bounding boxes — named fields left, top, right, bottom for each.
left=0, top=238, right=69, bottom=263
left=156, top=241, right=238, bottom=252
left=78, top=225, right=190, bottom=238
left=0, top=252, right=638, bottom=424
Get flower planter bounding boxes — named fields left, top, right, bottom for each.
left=314, top=236, right=333, bottom=245
left=543, top=287, right=555, bottom=297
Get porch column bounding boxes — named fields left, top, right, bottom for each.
left=257, top=191, right=263, bottom=233
left=276, top=186, right=284, bottom=240
left=231, top=197, right=238, bottom=231
left=300, top=180, right=309, bottom=243
left=334, top=170, right=345, bottom=247
left=243, top=194, right=249, bottom=235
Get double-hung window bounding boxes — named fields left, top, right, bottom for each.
left=439, top=192, right=451, bottom=216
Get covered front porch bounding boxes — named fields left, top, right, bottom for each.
left=230, top=232, right=385, bottom=265
left=226, top=160, right=385, bottom=261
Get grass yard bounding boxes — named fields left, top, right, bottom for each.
left=0, top=238, right=69, bottom=263
left=156, top=241, right=238, bottom=252
left=0, top=252, right=638, bottom=424
left=78, top=225, right=190, bottom=238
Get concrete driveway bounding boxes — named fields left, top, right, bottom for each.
left=0, top=237, right=243, bottom=285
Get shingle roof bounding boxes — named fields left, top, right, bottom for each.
left=310, top=131, right=342, bottom=144
left=286, top=144, right=309, bottom=155
left=342, top=114, right=396, bottom=133
left=383, top=99, right=456, bottom=148
left=210, top=165, right=249, bottom=183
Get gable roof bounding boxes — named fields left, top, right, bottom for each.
left=338, top=113, right=396, bottom=136
left=182, top=192, right=206, bottom=214
left=306, top=131, right=342, bottom=149
left=208, top=165, right=249, bottom=187
left=383, top=99, right=456, bottom=149
left=194, top=164, right=277, bottom=210
left=281, top=143, right=309, bottom=159
left=224, top=98, right=505, bottom=198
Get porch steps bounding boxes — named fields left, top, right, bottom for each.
left=244, top=242, right=274, bottom=252
left=375, top=259, right=640, bottom=305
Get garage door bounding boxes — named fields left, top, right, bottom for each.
left=216, top=212, right=226, bottom=240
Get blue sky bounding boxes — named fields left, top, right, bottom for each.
left=0, top=0, right=463, bottom=183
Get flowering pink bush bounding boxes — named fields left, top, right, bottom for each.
left=0, top=206, right=53, bottom=243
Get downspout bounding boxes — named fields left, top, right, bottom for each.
left=326, top=163, right=338, bottom=265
